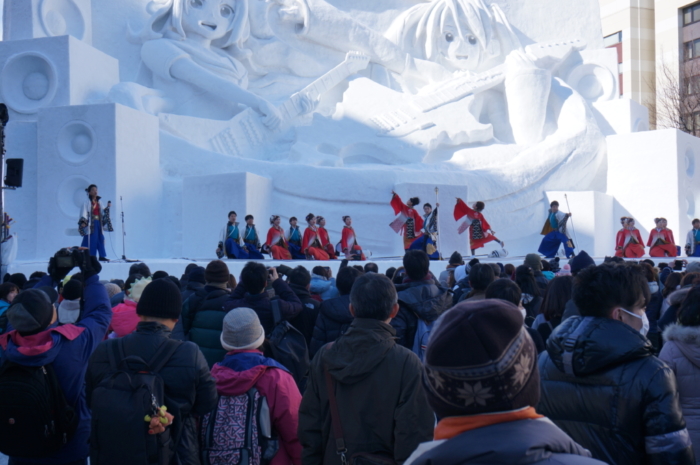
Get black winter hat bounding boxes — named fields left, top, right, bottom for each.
left=449, top=251, right=463, bottom=265
left=136, top=279, right=182, bottom=320
left=423, top=299, right=539, bottom=418
left=205, top=260, right=230, bottom=284
left=7, top=289, right=54, bottom=335
left=188, top=266, right=206, bottom=285
left=62, top=279, right=83, bottom=301
left=571, top=250, right=595, bottom=275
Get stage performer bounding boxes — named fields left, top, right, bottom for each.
left=454, top=198, right=504, bottom=256
left=408, top=203, right=440, bottom=259
left=78, top=184, right=112, bottom=261
left=389, top=191, right=424, bottom=251
left=339, top=216, right=366, bottom=260
left=615, top=217, right=645, bottom=258
left=218, top=211, right=249, bottom=259
left=265, top=215, right=292, bottom=260
left=286, top=217, right=306, bottom=259
left=648, top=217, right=678, bottom=257
left=243, top=215, right=265, bottom=259
left=302, top=214, right=330, bottom=260
left=316, top=216, right=337, bottom=259
left=538, top=201, right=575, bottom=258
left=686, top=219, right=700, bottom=257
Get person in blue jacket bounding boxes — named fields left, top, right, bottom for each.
left=0, top=249, right=111, bottom=465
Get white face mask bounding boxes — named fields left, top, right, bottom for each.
left=621, top=308, right=649, bottom=336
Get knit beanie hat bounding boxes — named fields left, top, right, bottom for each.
left=423, top=299, right=539, bottom=418
left=687, top=261, right=700, bottom=274
left=104, top=283, right=121, bottom=298
left=128, top=277, right=152, bottom=303
left=189, top=266, right=206, bottom=285
left=205, top=260, right=230, bottom=284
left=62, top=279, right=83, bottom=301
left=570, top=250, right=595, bottom=275
left=449, top=251, right=463, bottom=266
left=453, top=265, right=467, bottom=284
left=524, top=254, right=542, bottom=272
left=7, top=289, right=54, bottom=336
left=220, top=308, right=265, bottom=351
left=136, top=279, right=182, bottom=320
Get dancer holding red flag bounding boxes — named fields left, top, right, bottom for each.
left=264, top=215, right=292, bottom=260
left=303, top=214, right=330, bottom=260
left=648, top=218, right=678, bottom=257
left=389, top=191, right=423, bottom=251
left=615, top=217, right=645, bottom=258
left=454, top=198, right=504, bottom=256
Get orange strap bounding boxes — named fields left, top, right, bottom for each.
left=434, top=407, right=543, bottom=440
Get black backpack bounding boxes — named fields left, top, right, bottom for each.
left=268, top=300, right=310, bottom=392
left=0, top=361, right=78, bottom=458
left=90, top=338, right=181, bottom=465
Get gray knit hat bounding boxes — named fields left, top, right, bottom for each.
left=687, top=261, right=700, bottom=274
left=220, top=308, right=265, bottom=351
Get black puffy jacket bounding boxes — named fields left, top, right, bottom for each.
left=538, top=316, right=695, bottom=465
left=392, top=280, right=452, bottom=349
left=309, top=295, right=353, bottom=358
left=181, top=285, right=231, bottom=367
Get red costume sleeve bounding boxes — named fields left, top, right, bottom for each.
left=454, top=199, right=476, bottom=221
left=265, top=227, right=276, bottom=247
left=341, top=227, right=351, bottom=252
left=634, top=230, right=644, bottom=245
left=647, top=232, right=653, bottom=247
left=667, top=229, right=676, bottom=245
left=616, top=230, right=624, bottom=249
left=302, top=228, right=313, bottom=252
left=319, top=228, right=330, bottom=247
left=480, top=214, right=492, bottom=233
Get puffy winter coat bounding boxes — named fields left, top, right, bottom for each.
left=86, top=322, right=218, bottom=465
left=660, top=323, right=700, bottom=465
left=181, top=285, right=231, bottom=368
left=288, top=283, right=321, bottom=347
left=309, top=295, right=352, bottom=358
left=309, top=275, right=338, bottom=301
left=538, top=316, right=694, bottom=465
left=299, top=318, right=434, bottom=464
left=109, top=299, right=140, bottom=337
left=392, top=280, right=452, bottom=349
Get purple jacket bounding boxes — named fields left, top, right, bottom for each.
left=224, top=278, right=302, bottom=335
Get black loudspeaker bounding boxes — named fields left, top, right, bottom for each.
left=5, top=159, right=23, bottom=188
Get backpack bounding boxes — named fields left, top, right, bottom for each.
left=200, top=387, right=279, bottom=465
left=0, top=361, right=78, bottom=458
left=412, top=318, right=433, bottom=362
left=268, top=299, right=310, bottom=392
left=90, top=338, right=181, bottom=465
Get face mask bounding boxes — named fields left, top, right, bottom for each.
left=621, top=308, right=649, bottom=336
left=519, top=306, right=527, bottom=320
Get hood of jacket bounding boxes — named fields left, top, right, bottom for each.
left=322, top=318, right=396, bottom=385
left=289, top=283, right=313, bottom=300
left=211, top=350, right=288, bottom=397
left=319, top=295, right=352, bottom=325
left=669, top=286, right=692, bottom=306
left=58, top=299, right=81, bottom=324
left=310, top=274, right=332, bottom=293
left=395, top=281, right=451, bottom=323
left=663, top=323, right=700, bottom=369
left=0, top=323, right=85, bottom=366
left=546, top=316, right=653, bottom=376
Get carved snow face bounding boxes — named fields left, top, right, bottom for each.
left=437, top=14, right=481, bottom=71
left=183, top=0, right=237, bottom=41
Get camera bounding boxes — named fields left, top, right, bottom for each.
left=54, top=247, right=80, bottom=269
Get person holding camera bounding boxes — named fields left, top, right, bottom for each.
left=0, top=248, right=111, bottom=465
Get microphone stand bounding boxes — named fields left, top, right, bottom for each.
left=119, top=196, right=140, bottom=263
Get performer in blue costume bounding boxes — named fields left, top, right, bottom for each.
left=218, top=211, right=249, bottom=259
left=243, top=215, right=265, bottom=259
left=538, top=200, right=575, bottom=258
left=409, top=202, right=440, bottom=260
left=78, top=184, right=112, bottom=261
left=685, top=218, right=700, bottom=257
left=286, top=217, right=306, bottom=259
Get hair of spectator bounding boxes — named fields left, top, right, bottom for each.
left=678, top=285, right=700, bottom=327
left=240, top=262, right=268, bottom=295
left=350, top=273, right=397, bottom=321
left=403, top=250, right=430, bottom=281
left=484, top=278, right=521, bottom=306
left=337, top=266, right=362, bottom=296
left=364, top=262, right=379, bottom=273
left=573, top=263, right=651, bottom=318
left=129, top=262, right=152, bottom=278
left=515, top=265, right=540, bottom=298
left=541, top=276, right=573, bottom=322
left=289, top=266, right=311, bottom=288
left=468, top=263, right=496, bottom=292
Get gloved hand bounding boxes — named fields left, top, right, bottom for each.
left=78, top=249, right=102, bottom=280
left=48, top=254, right=74, bottom=283
left=276, top=264, right=293, bottom=277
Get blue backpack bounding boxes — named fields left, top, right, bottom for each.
left=412, top=318, right=433, bottom=362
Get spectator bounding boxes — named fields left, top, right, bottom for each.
left=8, top=273, right=27, bottom=290
left=643, top=262, right=665, bottom=354
left=109, top=274, right=150, bottom=338
left=504, top=263, right=516, bottom=279
left=103, top=282, right=121, bottom=300
left=385, top=267, right=396, bottom=280
left=560, top=251, right=596, bottom=321
left=660, top=286, right=700, bottom=465
left=211, top=308, right=302, bottom=464
left=107, top=263, right=152, bottom=308
left=309, top=266, right=338, bottom=301
left=182, top=266, right=206, bottom=302
left=392, top=266, right=406, bottom=285
left=167, top=275, right=181, bottom=289
left=25, top=271, right=47, bottom=289
left=484, top=278, right=545, bottom=353
left=364, top=262, right=379, bottom=273
left=405, top=300, right=604, bottom=465
left=538, top=263, right=694, bottom=465
left=287, top=266, right=321, bottom=346
left=663, top=272, right=684, bottom=315
left=227, top=273, right=237, bottom=290
left=180, top=260, right=232, bottom=367
left=299, top=273, right=434, bottom=463
left=515, top=265, right=542, bottom=323
left=437, top=251, right=464, bottom=288
left=58, top=278, right=83, bottom=324
left=458, top=263, right=495, bottom=303
left=534, top=276, right=573, bottom=342
left=392, top=250, right=451, bottom=349
left=179, top=262, right=198, bottom=289
left=224, top=262, right=303, bottom=336
left=524, top=254, right=548, bottom=294
left=87, top=278, right=218, bottom=465
left=659, top=273, right=700, bottom=332
left=451, top=264, right=470, bottom=305
left=0, top=250, right=110, bottom=465
left=152, top=270, right=169, bottom=280
left=0, top=282, right=19, bottom=316
left=309, top=266, right=362, bottom=357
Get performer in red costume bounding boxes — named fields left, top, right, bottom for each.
left=339, top=216, right=366, bottom=260
left=303, top=213, right=330, bottom=260
left=615, top=217, right=645, bottom=258
left=316, top=216, right=337, bottom=259
left=648, top=217, right=678, bottom=257
left=264, top=215, right=292, bottom=260
left=453, top=198, right=504, bottom=256
left=389, top=191, right=423, bottom=250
